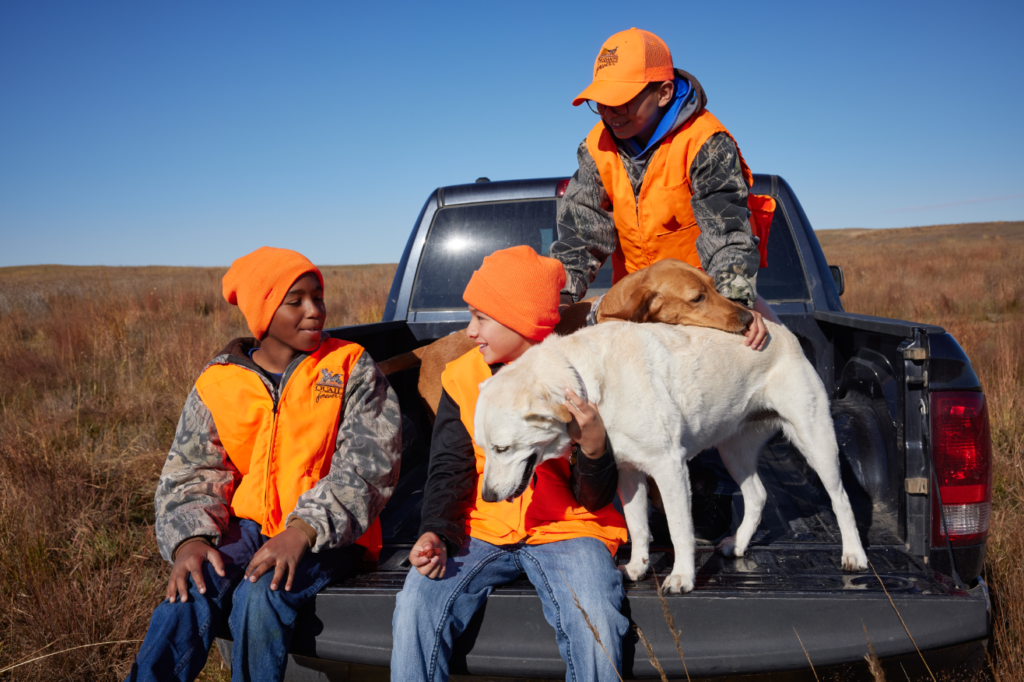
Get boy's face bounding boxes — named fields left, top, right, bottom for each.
left=467, top=306, right=534, bottom=364
left=598, top=80, right=675, bottom=143
left=264, top=273, right=326, bottom=353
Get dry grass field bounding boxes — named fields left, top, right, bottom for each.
left=0, top=221, right=1020, bottom=680
left=0, top=264, right=396, bottom=680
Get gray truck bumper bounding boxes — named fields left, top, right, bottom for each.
left=238, top=547, right=989, bottom=679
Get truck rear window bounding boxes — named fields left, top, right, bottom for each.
left=410, top=198, right=808, bottom=311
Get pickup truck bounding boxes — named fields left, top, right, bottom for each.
left=220, top=175, right=993, bottom=680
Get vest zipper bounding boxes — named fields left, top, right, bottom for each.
left=261, top=353, right=306, bottom=529
left=263, top=394, right=280, bottom=523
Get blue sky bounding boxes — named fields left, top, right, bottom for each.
left=1, top=1, right=1022, bottom=267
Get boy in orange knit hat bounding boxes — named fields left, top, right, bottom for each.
left=391, top=245, right=629, bottom=682
left=125, top=246, right=401, bottom=682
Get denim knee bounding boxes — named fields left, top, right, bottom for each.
left=393, top=569, right=433, bottom=628
left=230, top=574, right=294, bottom=633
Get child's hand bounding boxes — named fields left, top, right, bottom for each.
left=410, top=532, right=448, bottom=579
left=564, top=387, right=606, bottom=458
left=244, top=527, right=309, bottom=592
left=167, top=541, right=226, bottom=603
left=743, top=309, right=768, bottom=351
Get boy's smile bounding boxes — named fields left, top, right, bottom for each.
left=597, top=80, right=675, bottom=147
left=467, top=305, right=535, bottom=364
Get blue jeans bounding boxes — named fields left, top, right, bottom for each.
left=126, top=518, right=359, bottom=682
left=391, top=536, right=628, bottom=682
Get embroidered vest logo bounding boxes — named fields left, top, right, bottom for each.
left=595, top=47, right=618, bottom=74
left=315, top=368, right=344, bottom=403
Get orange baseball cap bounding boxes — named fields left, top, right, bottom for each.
left=572, top=28, right=675, bottom=107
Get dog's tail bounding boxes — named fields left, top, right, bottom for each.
left=377, top=348, right=425, bottom=376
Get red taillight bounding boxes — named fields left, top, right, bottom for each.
left=930, top=391, right=993, bottom=547
left=556, top=178, right=570, bottom=197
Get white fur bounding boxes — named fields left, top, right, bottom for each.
left=474, top=321, right=868, bottom=593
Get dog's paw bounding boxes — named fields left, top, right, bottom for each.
left=618, top=562, right=649, bottom=582
left=662, top=573, right=694, bottom=594
left=715, top=535, right=742, bottom=557
left=842, top=549, right=869, bottom=572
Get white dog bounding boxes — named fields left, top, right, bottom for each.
left=474, top=320, right=868, bottom=593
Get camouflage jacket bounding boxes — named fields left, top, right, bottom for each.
left=153, top=337, right=402, bottom=562
left=551, top=69, right=760, bottom=308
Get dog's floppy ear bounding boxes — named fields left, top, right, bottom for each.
left=632, top=291, right=663, bottom=322
left=604, top=288, right=663, bottom=323
left=601, top=286, right=644, bottom=321
left=525, top=400, right=572, bottom=424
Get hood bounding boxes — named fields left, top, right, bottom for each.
left=216, top=337, right=260, bottom=361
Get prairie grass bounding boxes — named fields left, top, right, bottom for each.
left=0, top=263, right=394, bottom=680
left=1, top=220, right=1020, bottom=680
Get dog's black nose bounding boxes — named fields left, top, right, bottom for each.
left=481, top=490, right=499, bottom=503
left=739, top=309, right=754, bottom=328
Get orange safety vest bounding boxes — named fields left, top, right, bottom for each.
left=195, top=338, right=382, bottom=559
left=441, top=349, right=628, bottom=555
left=586, top=109, right=775, bottom=284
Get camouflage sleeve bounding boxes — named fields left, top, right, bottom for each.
left=288, top=352, right=402, bottom=553
left=551, top=139, right=618, bottom=303
left=690, top=132, right=760, bottom=307
left=154, top=388, right=241, bottom=563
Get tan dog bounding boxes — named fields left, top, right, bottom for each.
left=377, top=259, right=753, bottom=420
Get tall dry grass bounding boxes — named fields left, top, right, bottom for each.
left=818, top=221, right=1024, bottom=680
left=2, top=222, right=1020, bottom=680
left=0, top=264, right=395, bottom=680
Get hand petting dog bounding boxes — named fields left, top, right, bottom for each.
left=564, top=387, right=607, bottom=458
left=743, top=309, right=768, bottom=350
left=410, top=531, right=448, bottom=579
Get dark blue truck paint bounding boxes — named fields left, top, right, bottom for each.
left=224, top=175, right=991, bottom=680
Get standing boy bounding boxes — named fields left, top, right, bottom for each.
left=126, top=247, right=402, bottom=682
left=391, top=246, right=629, bottom=682
left=552, top=29, right=780, bottom=537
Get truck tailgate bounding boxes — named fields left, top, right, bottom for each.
left=286, top=441, right=989, bottom=678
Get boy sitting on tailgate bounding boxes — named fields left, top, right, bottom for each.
left=391, top=246, right=628, bottom=682
left=126, top=247, right=401, bottom=682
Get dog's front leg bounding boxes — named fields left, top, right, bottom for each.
left=652, top=459, right=696, bottom=593
left=617, top=467, right=650, bottom=582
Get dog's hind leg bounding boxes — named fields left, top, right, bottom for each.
left=782, top=416, right=868, bottom=571
left=617, top=466, right=651, bottom=583
left=648, top=458, right=696, bottom=593
left=774, top=372, right=869, bottom=572
left=715, top=423, right=774, bottom=558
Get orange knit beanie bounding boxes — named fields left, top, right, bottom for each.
left=222, top=246, right=324, bottom=339
left=463, top=245, right=566, bottom=341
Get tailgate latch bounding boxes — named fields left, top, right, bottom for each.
left=905, top=478, right=928, bottom=495
left=903, top=347, right=928, bottom=361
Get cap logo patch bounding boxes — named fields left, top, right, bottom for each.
left=315, top=368, right=345, bottom=402
left=596, top=46, right=618, bottom=74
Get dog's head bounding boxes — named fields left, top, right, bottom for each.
left=597, top=259, right=753, bottom=333
left=474, top=361, right=574, bottom=504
